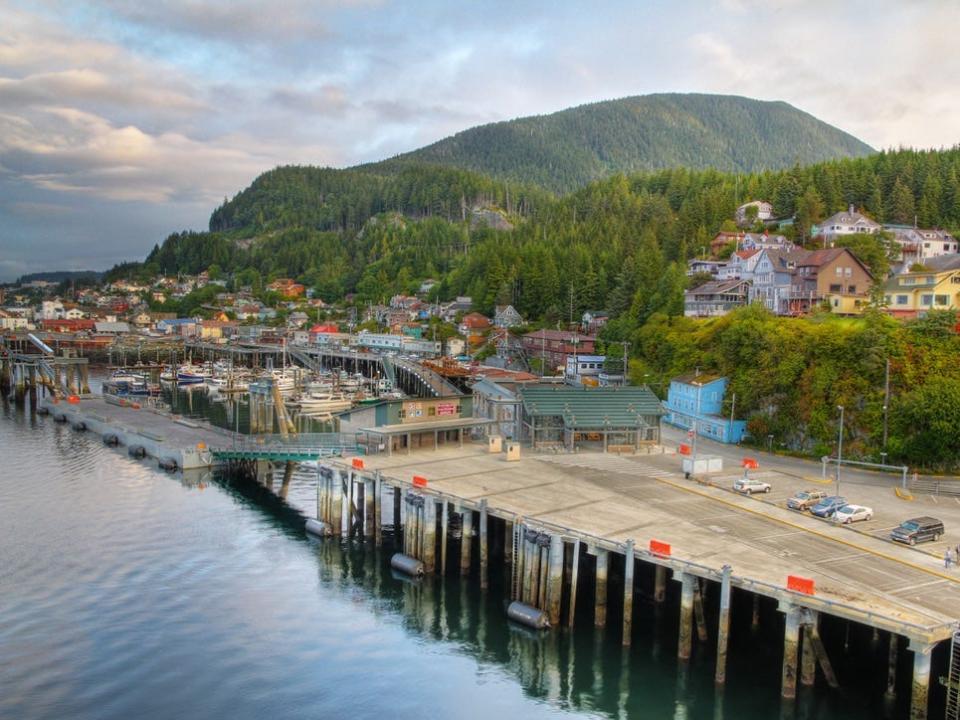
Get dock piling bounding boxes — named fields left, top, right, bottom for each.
left=886, top=633, right=899, bottom=702
left=460, top=508, right=473, bottom=577
left=677, top=572, right=695, bottom=661
left=440, top=499, right=449, bottom=574
left=622, top=540, right=635, bottom=646
left=546, top=534, right=564, bottom=626
left=715, top=565, right=731, bottom=685
left=780, top=603, right=800, bottom=699
left=594, top=549, right=608, bottom=629
left=908, top=639, right=934, bottom=720
left=422, top=498, right=436, bottom=573
left=479, top=500, right=489, bottom=589
left=567, top=539, right=580, bottom=629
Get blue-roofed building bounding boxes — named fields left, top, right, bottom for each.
left=663, top=372, right=747, bottom=444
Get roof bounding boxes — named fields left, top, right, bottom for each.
left=523, top=329, right=597, bottom=342
left=94, top=321, right=130, bottom=332
left=671, top=372, right=725, bottom=386
left=520, top=385, right=663, bottom=428
left=821, top=209, right=881, bottom=228
left=687, top=279, right=749, bottom=296
left=360, top=417, right=496, bottom=436
left=915, top=254, right=960, bottom=272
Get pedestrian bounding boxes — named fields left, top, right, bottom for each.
left=945, top=549, right=953, bottom=570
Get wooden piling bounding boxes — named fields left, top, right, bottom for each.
left=693, top=577, right=708, bottom=643
left=440, top=499, right=449, bottom=574
left=677, top=572, right=695, bottom=661
left=622, top=540, right=635, bottom=646
left=886, top=633, right=898, bottom=701
left=364, top=477, right=375, bottom=538
left=422, top=498, right=437, bottom=573
left=594, top=549, right=608, bottom=628
left=715, top=565, right=731, bottom=685
left=460, top=508, right=473, bottom=577
left=479, top=499, right=489, bottom=590
left=567, top=539, right=580, bottom=629
left=781, top=604, right=800, bottom=699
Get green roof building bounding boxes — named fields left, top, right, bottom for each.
left=519, top=385, right=664, bottom=452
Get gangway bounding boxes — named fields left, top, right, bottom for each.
left=211, top=433, right=359, bottom=462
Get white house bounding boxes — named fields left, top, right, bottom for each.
left=40, top=300, right=64, bottom=320
left=718, top=249, right=762, bottom=281
left=885, top=226, right=958, bottom=265
left=735, top=200, right=774, bottom=227
left=817, top=206, right=881, bottom=245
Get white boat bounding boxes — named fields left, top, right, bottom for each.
left=294, top=393, right=352, bottom=413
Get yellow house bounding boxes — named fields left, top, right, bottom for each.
left=884, top=255, right=960, bottom=318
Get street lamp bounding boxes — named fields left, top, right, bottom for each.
left=836, top=405, right=844, bottom=497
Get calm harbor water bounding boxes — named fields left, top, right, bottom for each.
left=0, top=386, right=914, bottom=719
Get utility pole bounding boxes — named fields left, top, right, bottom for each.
left=836, top=405, right=844, bottom=497
left=882, top=358, right=890, bottom=456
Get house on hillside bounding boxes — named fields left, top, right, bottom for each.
left=885, top=226, right=959, bottom=265
left=735, top=200, right=774, bottom=227
left=683, top=279, right=750, bottom=317
left=749, top=248, right=806, bottom=313
left=581, top=310, right=609, bottom=334
left=493, top=305, right=523, bottom=328
left=883, top=254, right=960, bottom=318
left=816, top=206, right=881, bottom=245
left=718, top=249, right=762, bottom=281
left=787, top=248, right=873, bottom=315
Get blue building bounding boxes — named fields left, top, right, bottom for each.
left=663, top=372, right=747, bottom=444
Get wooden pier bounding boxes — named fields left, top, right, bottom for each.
left=314, top=443, right=960, bottom=720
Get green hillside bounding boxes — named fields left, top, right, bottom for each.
left=366, top=93, right=875, bottom=193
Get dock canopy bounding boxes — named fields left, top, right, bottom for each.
left=358, top=417, right=496, bottom=455
left=519, top=384, right=663, bottom=451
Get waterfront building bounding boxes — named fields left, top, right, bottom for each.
left=663, top=372, right=746, bottom=444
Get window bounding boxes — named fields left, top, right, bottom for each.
left=896, top=295, right=909, bottom=305
left=829, top=284, right=842, bottom=292
left=835, top=266, right=842, bottom=276
left=935, top=295, right=949, bottom=306
left=921, top=294, right=933, bottom=306
left=848, top=285, right=856, bottom=294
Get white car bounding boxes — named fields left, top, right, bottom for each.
left=833, top=504, right=873, bottom=524
left=733, top=477, right=771, bottom=495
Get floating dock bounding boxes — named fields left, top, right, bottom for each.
left=39, top=395, right=231, bottom=470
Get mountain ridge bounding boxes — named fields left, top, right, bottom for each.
left=362, top=93, right=875, bottom=193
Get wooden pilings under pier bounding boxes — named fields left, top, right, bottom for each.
left=298, top=457, right=954, bottom=720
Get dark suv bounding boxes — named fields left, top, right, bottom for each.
left=890, top=517, right=944, bottom=545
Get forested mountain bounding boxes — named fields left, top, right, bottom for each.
left=365, top=94, right=875, bottom=193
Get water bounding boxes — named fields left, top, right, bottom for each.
left=0, top=388, right=918, bottom=720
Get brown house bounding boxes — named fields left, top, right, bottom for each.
left=786, top=248, right=874, bottom=315
left=521, top=330, right=597, bottom=372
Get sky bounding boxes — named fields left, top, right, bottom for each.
left=1, top=0, right=958, bottom=282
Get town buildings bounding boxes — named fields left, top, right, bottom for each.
left=521, top=330, right=597, bottom=373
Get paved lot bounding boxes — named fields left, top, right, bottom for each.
left=355, top=443, right=960, bottom=639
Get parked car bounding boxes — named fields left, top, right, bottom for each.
left=810, top=496, right=847, bottom=518
left=833, top=504, right=874, bottom=524
left=787, top=489, right=828, bottom=511
left=733, top=477, right=771, bottom=495
left=890, top=517, right=945, bottom=545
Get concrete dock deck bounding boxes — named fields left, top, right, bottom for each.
left=343, top=444, right=960, bottom=642
left=40, top=395, right=233, bottom=469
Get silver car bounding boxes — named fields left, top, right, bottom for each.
left=734, top=477, right=771, bottom=495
